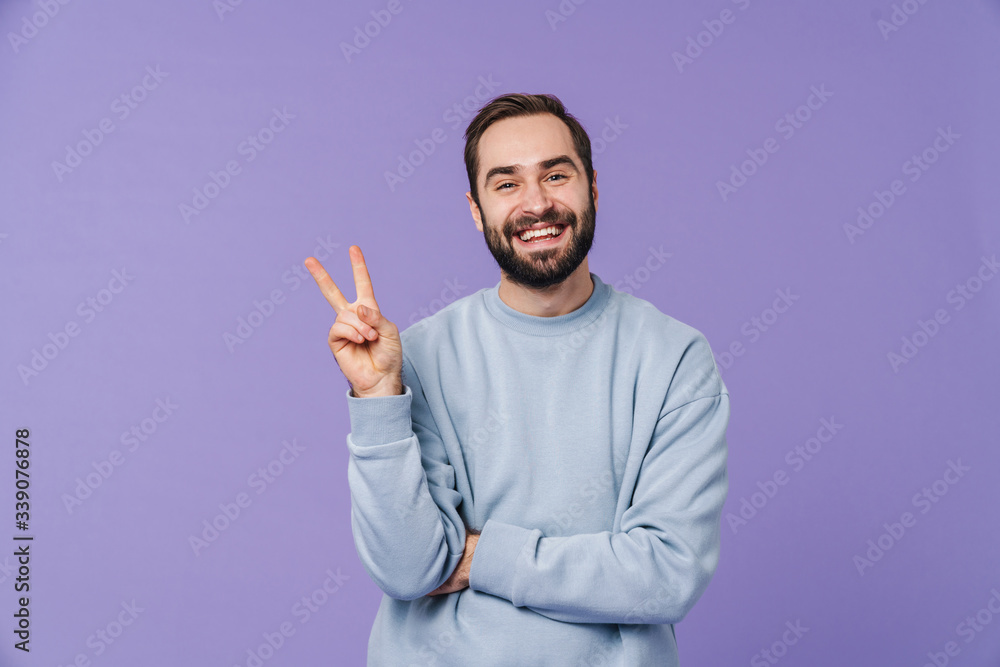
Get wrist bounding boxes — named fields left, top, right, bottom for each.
left=352, top=377, right=403, bottom=398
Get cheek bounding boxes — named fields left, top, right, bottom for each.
left=489, top=209, right=517, bottom=235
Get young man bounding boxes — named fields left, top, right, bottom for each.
left=305, top=93, right=730, bottom=666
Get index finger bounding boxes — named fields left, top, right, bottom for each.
left=304, top=256, right=350, bottom=313
left=350, top=245, right=378, bottom=306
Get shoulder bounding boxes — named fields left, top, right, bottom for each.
left=609, top=287, right=727, bottom=409
left=610, top=287, right=710, bottom=351
left=399, top=286, right=489, bottom=362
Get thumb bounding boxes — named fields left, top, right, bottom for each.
left=358, top=304, right=392, bottom=334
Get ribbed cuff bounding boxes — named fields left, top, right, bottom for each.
left=345, top=384, right=413, bottom=447
left=468, top=519, right=536, bottom=603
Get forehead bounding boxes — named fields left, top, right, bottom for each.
left=477, top=113, right=578, bottom=182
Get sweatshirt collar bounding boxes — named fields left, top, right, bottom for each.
left=483, top=272, right=612, bottom=337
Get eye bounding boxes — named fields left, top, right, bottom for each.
left=495, top=174, right=566, bottom=191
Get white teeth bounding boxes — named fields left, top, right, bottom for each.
left=518, top=225, right=563, bottom=241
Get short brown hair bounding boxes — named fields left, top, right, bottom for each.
left=463, top=93, right=594, bottom=209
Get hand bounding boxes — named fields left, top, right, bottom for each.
left=305, top=246, right=403, bottom=398
left=428, top=531, right=479, bottom=596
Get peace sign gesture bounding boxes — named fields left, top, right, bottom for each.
left=305, top=246, right=403, bottom=398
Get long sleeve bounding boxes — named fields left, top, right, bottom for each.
left=345, top=353, right=467, bottom=601
left=346, top=274, right=730, bottom=664
left=468, top=390, right=730, bottom=625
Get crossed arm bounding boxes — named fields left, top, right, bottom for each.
left=452, top=395, right=728, bottom=625
left=428, top=529, right=479, bottom=596
left=347, top=352, right=729, bottom=625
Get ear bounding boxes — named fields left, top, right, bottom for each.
left=466, top=191, right=484, bottom=232
left=591, top=170, right=599, bottom=211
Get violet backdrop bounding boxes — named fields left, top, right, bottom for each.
left=2, top=0, right=999, bottom=665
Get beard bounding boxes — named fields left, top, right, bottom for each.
left=480, top=191, right=596, bottom=290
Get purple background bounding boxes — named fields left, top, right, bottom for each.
left=2, top=1, right=999, bottom=665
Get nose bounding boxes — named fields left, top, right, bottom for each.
left=519, top=178, right=555, bottom=218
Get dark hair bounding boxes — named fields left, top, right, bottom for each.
left=463, top=93, right=593, bottom=209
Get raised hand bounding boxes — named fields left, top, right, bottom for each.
left=304, top=246, right=403, bottom=398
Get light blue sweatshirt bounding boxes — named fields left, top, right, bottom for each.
left=345, top=272, right=730, bottom=667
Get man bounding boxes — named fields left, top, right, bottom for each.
left=305, top=93, right=730, bottom=666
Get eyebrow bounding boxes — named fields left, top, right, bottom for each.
left=483, top=155, right=578, bottom=186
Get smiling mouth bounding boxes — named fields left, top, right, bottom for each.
left=514, top=223, right=567, bottom=245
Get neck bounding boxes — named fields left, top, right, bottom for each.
left=497, top=259, right=594, bottom=317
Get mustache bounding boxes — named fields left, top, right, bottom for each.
left=507, top=209, right=575, bottom=236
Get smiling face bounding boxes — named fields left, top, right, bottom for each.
left=467, top=113, right=598, bottom=290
